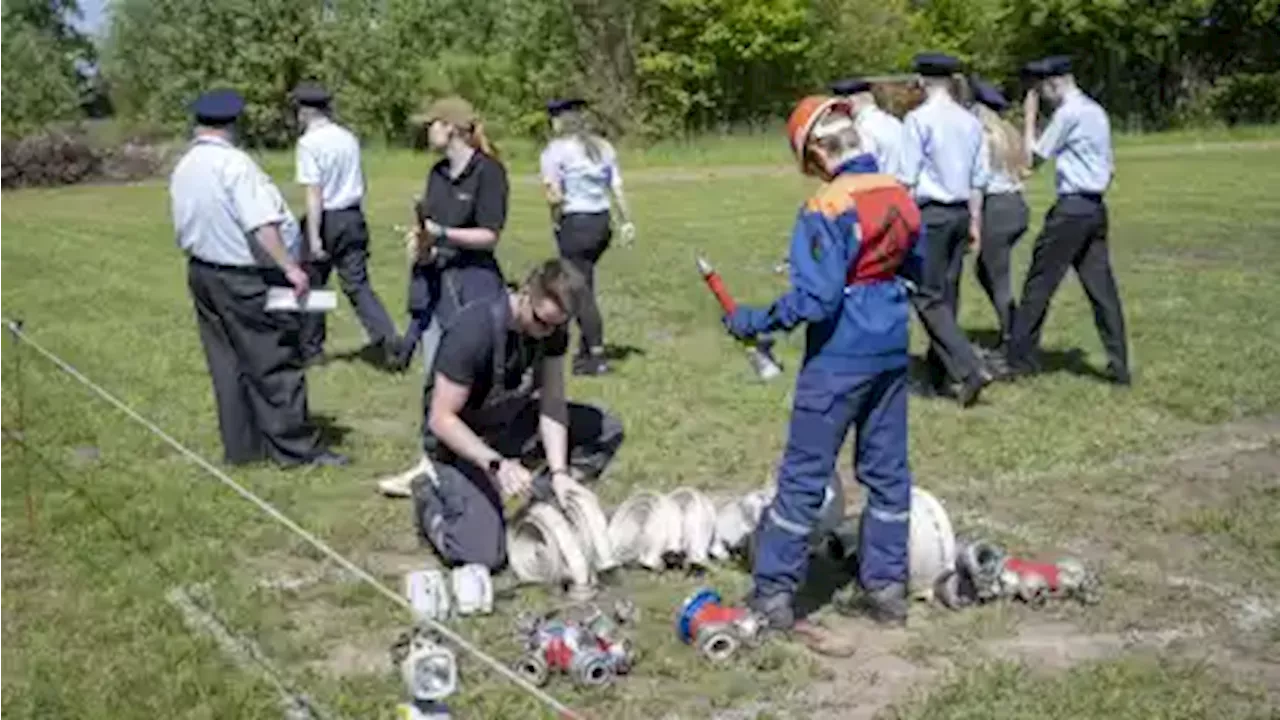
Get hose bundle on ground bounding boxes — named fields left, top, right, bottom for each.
left=555, top=482, right=619, bottom=574
left=709, top=489, right=771, bottom=560
left=607, top=491, right=681, bottom=570
left=508, top=502, right=595, bottom=599
left=666, top=487, right=718, bottom=568
left=906, top=486, right=956, bottom=601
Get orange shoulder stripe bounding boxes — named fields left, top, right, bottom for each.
left=804, top=173, right=904, bottom=218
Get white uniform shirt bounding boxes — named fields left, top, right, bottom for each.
left=901, top=93, right=991, bottom=203
left=539, top=136, right=621, bottom=215
left=295, top=119, right=365, bottom=210
left=1034, top=88, right=1114, bottom=196
left=855, top=105, right=907, bottom=180
left=169, top=135, right=302, bottom=267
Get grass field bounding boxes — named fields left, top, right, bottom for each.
left=4, top=128, right=1280, bottom=719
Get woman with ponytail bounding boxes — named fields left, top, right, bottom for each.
left=378, top=95, right=511, bottom=498
left=538, top=98, right=635, bottom=376
left=394, top=95, right=509, bottom=371
left=969, top=79, right=1030, bottom=353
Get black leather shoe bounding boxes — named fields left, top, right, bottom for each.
left=572, top=353, right=610, bottom=376
left=307, top=450, right=350, bottom=467
left=957, top=372, right=991, bottom=408
left=837, top=582, right=908, bottom=627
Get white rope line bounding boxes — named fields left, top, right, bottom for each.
left=3, top=319, right=583, bottom=720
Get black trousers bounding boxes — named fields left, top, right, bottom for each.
left=187, top=259, right=321, bottom=465
left=917, top=202, right=983, bottom=384
left=411, top=401, right=625, bottom=570
left=1007, top=194, right=1129, bottom=375
left=300, top=207, right=397, bottom=358
left=975, top=193, right=1030, bottom=347
left=555, top=211, right=612, bottom=354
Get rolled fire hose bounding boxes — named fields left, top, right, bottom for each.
left=907, top=486, right=957, bottom=601
left=608, top=491, right=683, bottom=570
left=667, top=487, right=718, bottom=568
left=554, top=481, right=619, bottom=574
left=507, top=502, right=595, bottom=599
left=710, top=489, right=771, bottom=559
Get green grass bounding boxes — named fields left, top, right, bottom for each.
left=4, top=129, right=1280, bottom=719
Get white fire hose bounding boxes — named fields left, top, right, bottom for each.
left=508, top=502, right=596, bottom=600
left=555, top=481, right=619, bottom=574
left=607, top=491, right=683, bottom=570
left=667, top=487, right=718, bottom=568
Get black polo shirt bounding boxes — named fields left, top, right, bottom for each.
left=432, top=295, right=569, bottom=435
left=408, top=150, right=509, bottom=314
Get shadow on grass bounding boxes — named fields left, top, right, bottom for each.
left=312, top=413, right=354, bottom=449
left=319, top=342, right=403, bottom=375
left=602, top=343, right=647, bottom=362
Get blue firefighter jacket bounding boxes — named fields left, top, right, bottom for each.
left=735, top=154, right=926, bottom=374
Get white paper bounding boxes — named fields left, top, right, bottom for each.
left=265, top=287, right=337, bottom=313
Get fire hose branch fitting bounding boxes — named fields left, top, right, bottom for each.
left=676, top=589, right=764, bottom=662
left=516, top=612, right=635, bottom=689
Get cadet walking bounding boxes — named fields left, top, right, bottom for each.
left=169, top=89, right=347, bottom=468
left=291, top=82, right=401, bottom=368
left=830, top=78, right=906, bottom=180
left=899, top=53, right=993, bottom=404
left=538, top=98, right=636, bottom=376
left=969, top=77, right=1031, bottom=351
left=999, top=56, right=1130, bottom=384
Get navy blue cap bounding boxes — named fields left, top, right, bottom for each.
left=970, top=77, right=1008, bottom=111
left=547, top=98, right=587, bottom=116
left=914, top=52, right=962, bottom=77
left=290, top=81, right=331, bottom=108
left=190, top=89, right=245, bottom=125
left=1023, top=55, right=1072, bottom=78
left=830, top=77, right=872, bottom=95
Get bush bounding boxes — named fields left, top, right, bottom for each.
left=1, top=126, right=177, bottom=190
left=1210, top=72, right=1280, bottom=126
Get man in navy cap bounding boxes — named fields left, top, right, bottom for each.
left=291, top=81, right=402, bottom=369
left=830, top=78, right=905, bottom=179
left=169, top=89, right=347, bottom=467
left=899, top=53, right=993, bottom=404
left=998, top=56, right=1130, bottom=384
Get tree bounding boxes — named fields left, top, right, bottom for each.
left=1, top=0, right=96, bottom=135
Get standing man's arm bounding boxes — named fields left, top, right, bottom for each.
left=539, top=145, right=565, bottom=231
left=230, top=163, right=309, bottom=296
left=295, top=141, right=326, bottom=259
left=897, top=113, right=925, bottom=191
left=969, top=130, right=991, bottom=250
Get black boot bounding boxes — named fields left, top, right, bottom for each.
left=837, top=582, right=908, bottom=627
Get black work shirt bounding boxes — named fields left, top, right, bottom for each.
left=431, top=296, right=568, bottom=435
left=408, top=151, right=509, bottom=314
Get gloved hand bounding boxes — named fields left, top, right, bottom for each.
left=723, top=306, right=768, bottom=341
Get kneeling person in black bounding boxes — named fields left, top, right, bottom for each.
left=411, top=259, right=625, bottom=570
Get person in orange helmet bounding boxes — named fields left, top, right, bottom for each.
left=721, top=95, right=922, bottom=650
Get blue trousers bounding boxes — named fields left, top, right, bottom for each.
left=751, top=364, right=912, bottom=600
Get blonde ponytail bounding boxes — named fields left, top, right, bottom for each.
left=976, top=104, right=1026, bottom=178
left=468, top=122, right=501, bottom=165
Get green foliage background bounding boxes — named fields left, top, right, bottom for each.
left=4, top=0, right=1280, bottom=146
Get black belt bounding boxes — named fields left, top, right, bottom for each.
left=323, top=203, right=363, bottom=213
left=1062, top=192, right=1103, bottom=203
left=189, top=256, right=271, bottom=275
left=919, top=200, right=967, bottom=209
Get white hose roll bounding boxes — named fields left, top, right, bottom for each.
left=666, top=487, right=717, bottom=568
left=907, top=486, right=956, bottom=601
left=608, top=491, right=682, bottom=570
left=555, top=481, right=619, bottom=573
left=450, top=563, right=494, bottom=615
left=711, top=488, right=771, bottom=558
left=508, top=502, right=594, bottom=595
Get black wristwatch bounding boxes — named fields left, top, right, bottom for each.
left=487, top=457, right=502, bottom=475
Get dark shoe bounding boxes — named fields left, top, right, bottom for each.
left=836, top=582, right=908, bottom=627
left=908, top=375, right=945, bottom=399
left=307, top=450, right=350, bottom=467
left=572, top=353, right=610, bottom=376
left=957, top=372, right=991, bottom=408
left=1106, top=364, right=1132, bottom=386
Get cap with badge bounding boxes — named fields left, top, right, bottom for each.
left=190, top=89, right=245, bottom=125
left=913, top=52, right=963, bottom=77
left=829, top=78, right=872, bottom=96
left=970, top=76, right=1009, bottom=111
left=546, top=98, right=588, bottom=116
left=289, top=81, right=332, bottom=108
left=1023, top=55, right=1072, bottom=79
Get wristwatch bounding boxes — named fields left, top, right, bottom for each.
left=487, top=457, right=502, bottom=475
